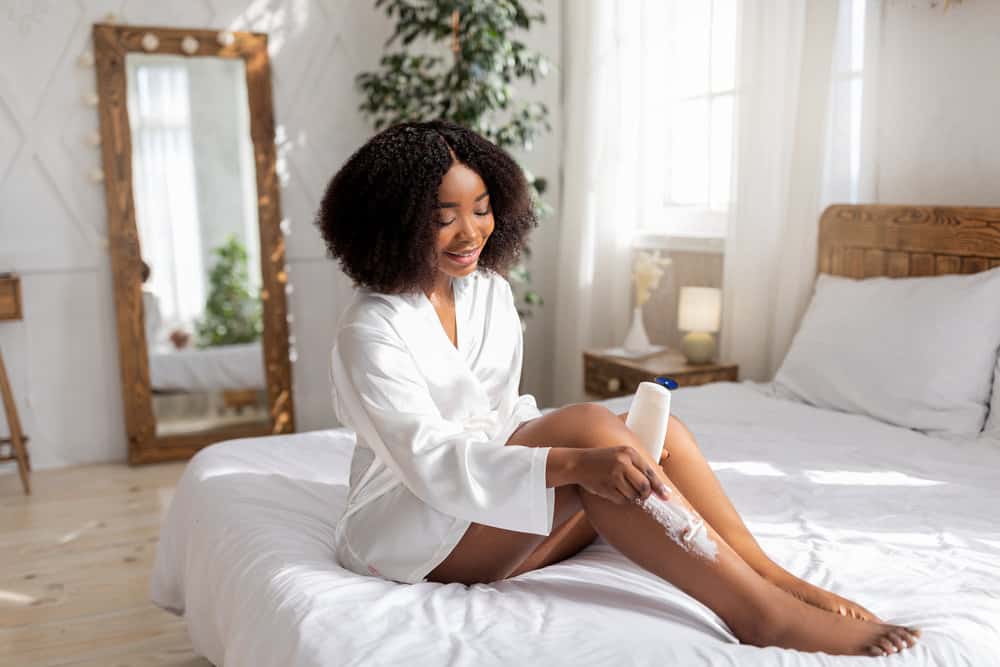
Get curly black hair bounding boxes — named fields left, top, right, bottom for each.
left=315, top=120, right=538, bottom=294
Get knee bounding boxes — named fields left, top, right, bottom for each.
left=668, top=414, right=696, bottom=440
left=564, top=402, right=615, bottom=421
left=561, top=403, right=637, bottom=450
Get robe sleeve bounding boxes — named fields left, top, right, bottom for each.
left=331, top=322, right=555, bottom=536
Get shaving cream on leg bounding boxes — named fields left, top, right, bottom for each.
left=625, top=380, right=719, bottom=561
left=637, top=495, right=719, bottom=561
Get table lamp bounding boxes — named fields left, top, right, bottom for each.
left=678, top=286, right=721, bottom=364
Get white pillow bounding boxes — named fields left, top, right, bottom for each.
left=774, top=268, right=1000, bottom=438
left=983, top=356, right=1000, bottom=439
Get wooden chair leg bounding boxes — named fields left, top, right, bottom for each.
left=0, top=348, right=30, bottom=495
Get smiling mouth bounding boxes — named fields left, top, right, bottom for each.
left=445, top=247, right=480, bottom=257
left=444, top=245, right=482, bottom=266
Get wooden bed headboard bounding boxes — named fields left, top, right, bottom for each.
left=818, top=205, right=1000, bottom=279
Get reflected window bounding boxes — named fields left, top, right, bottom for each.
left=124, top=53, right=267, bottom=437
left=126, top=55, right=261, bottom=348
left=128, top=60, right=205, bottom=336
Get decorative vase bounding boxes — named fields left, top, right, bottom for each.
left=623, top=306, right=652, bottom=353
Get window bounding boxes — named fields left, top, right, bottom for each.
left=823, top=0, right=872, bottom=204
left=127, top=59, right=206, bottom=328
left=639, top=0, right=871, bottom=242
left=649, top=0, right=738, bottom=240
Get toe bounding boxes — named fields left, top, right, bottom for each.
left=867, top=645, right=885, bottom=657
left=878, top=636, right=898, bottom=655
left=889, top=629, right=909, bottom=652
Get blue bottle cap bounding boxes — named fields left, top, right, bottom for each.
left=654, top=376, right=679, bottom=390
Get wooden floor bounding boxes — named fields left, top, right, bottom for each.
left=0, top=463, right=212, bottom=667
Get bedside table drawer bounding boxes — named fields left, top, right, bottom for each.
left=583, top=350, right=738, bottom=399
left=673, top=367, right=739, bottom=387
left=584, top=358, right=652, bottom=398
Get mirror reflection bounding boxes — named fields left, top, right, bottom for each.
left=125, top=53, right=268, bottom=437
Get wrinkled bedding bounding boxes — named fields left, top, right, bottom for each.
left=151, top=382, right=1000, bottom=666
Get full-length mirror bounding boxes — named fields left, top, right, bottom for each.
left=129, top=53, right=266, bottom=437
left=94, top=24, right=295, bottom=463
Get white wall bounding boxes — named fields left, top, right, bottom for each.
left=877, top=2, right=1000, bottom=204
left=0, top=0, right=563, bottom=469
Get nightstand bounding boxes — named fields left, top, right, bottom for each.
left=583, top=348, right=739, bottom=399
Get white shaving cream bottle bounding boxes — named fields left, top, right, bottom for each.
left=624, top=381, right=672, bottom=461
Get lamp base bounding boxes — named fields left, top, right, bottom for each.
left=681, top=331, right=716, bottom=364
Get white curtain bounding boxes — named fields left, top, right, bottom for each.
left=127, top=61, right=206, bottom=330
left=552, top=0, right=666, bottom=406
left=554, top=0, right=873, bottom=403
left=720, top=0, right=878, bottom=381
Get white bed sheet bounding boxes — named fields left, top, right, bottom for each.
left=151, top=382, right=1000, bottom=666
left=150, top=342, right=265, bottom=392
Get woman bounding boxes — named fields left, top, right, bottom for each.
left=317, top=120, right=919, bottom=657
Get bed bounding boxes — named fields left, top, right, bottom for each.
left=149, top=342, right=266, bottom=392
left=151, top=205, right=1000, bottom=665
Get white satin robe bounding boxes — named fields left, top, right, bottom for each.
left=330, top=268, right=553, bottom=584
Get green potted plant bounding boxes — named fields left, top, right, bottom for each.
left=196, top=235, right=263, bottom=347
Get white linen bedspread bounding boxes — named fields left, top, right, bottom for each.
left=149, top=342, right=265, bottom=392
left=151, top=382, right=1000, bottom=666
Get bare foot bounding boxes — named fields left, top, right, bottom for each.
left=722, top=531, right=882, bottom=622
left=770, top=571, right=881, bottom=622
left=776, top=613, right=921, bottom=657
left=748, top=587, right=921, bottom=657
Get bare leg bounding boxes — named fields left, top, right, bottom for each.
left=512, top=410, right=878, bottom=619
left=617, top=411, right=878, bottom=621
left=508, top=508, right=595, bottom=578
left=429, top=404, right=918, bottom=656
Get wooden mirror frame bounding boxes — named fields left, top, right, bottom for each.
left=93, top=23, right=295, bottom=464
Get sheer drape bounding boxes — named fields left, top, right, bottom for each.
left=554, top=0, right=875, bottom=402
left=720, top=0, right=878, bottom=380
left=553, top=0, right=669, bottom=406
left=127, top=62, right=205, bottom=329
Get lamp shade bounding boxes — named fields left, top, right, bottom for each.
left=678, top=286, right=721, bottom=332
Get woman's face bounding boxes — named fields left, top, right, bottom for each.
left=433, top=161, right=494, bottom=280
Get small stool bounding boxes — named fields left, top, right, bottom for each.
left=0, top=273, right=30, bottom=494
left=0, top=347, right=30, bottom=494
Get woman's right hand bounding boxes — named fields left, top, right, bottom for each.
left=571, top=446, right=670, bottom=505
